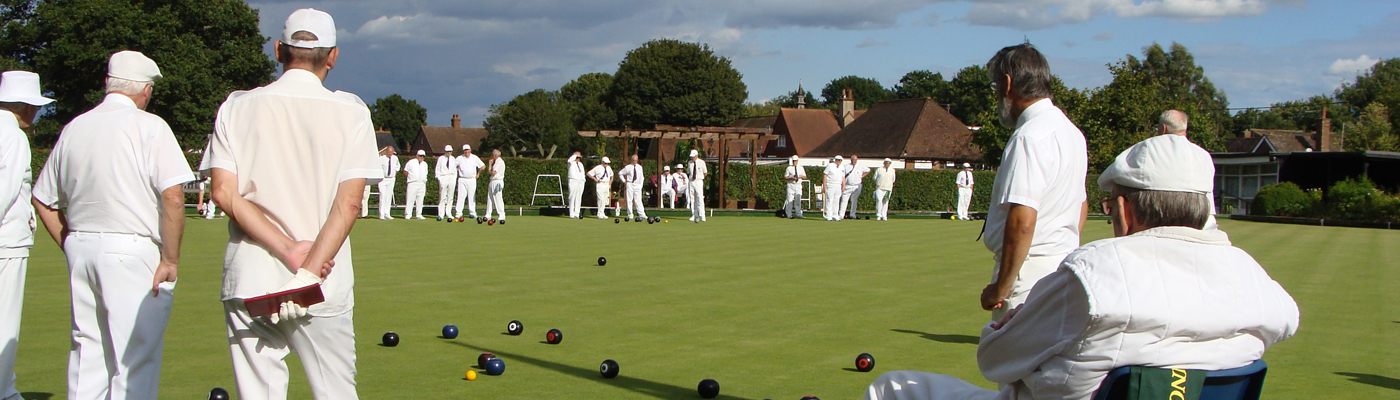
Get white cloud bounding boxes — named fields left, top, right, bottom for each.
left=1327, top=55, right=1379, bottom=76
left=964, top=0, right=1287, bottom=31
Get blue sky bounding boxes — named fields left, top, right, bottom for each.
left=244, top=0, right=1400, bottom=127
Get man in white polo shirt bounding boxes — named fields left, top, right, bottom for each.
left=201, top=9, right=380, bottom=399
left=377, top=147, right=400, bottom=219
left=32, top=51, right=193, bottom=400
left=454, top=144, right=485, bottom=221
left=659, top=166, right=676, bottom=209
left=435, top=145, right=457, bottom=220
left=686, top=150, right=708, bottom=222
left=403, top=150, right=429, bottom=219
left=822, top=156, right=844, bottom=221
left=588, top=157, right=614, bottom=219
left=872, top=158, right=896, bottom=221
left=618, top=154, right=647, bottom=221
left=0, top=70, right=51, bottom=400
left=483, top=149, right=506, bottom=222
left=565, top=151, right=586, bottom=218
left=841, top=154, right=868, bottom=220
left=783, top=155, right=806, bottom=219
left=956, top=163, right=975, bottom=221
left=979, top=43, right=1088, bottom=322
left=672, top=164, right=688, bottom=209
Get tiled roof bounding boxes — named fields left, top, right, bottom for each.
left=414, top=126, right=489, bottom=155
left=806, top=98, right=981, bottom=162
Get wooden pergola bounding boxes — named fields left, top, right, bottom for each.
left=578, top=126, right=778, bottom=208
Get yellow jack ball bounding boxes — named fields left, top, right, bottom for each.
left=466, top=370, right=477, bottom=381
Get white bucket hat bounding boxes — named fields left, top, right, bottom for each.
left=0, top=71, right=54, bottom=106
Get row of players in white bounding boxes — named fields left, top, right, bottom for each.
left=365, top=146, right=506, bottom=221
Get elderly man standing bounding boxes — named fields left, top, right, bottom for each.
left=783, top=156, right=806, bottom=219
left=841, top=155, right=869, bottom=220
left=454, top=144, right=485, bottom=221
left=821, top=156, right=844, bottom=221
left=979, top=44, right=1088, bottom=321
left=865, top=134, right=1299, bottom=400
left=1, top=70, right=50, bottom=400
left=377, top=147, right=400, bottom=219
left=588, top=157, right=614, bottom=219
left=618, top=155, right=647, bottom=221
left=1156, top=110, right=1219, bottom=231
left=955, top=163, right=974, bottom=220
left=566, top=151, right=586, bottom=218
left=435, top=145, right=457, bottom=220
left=685, top=150, right=708, bottom=223
left=202, top=9, right=380, bottom=399
left=32, top=51, right=193, bottom=400
left=872, top=158, right=896, bottom=221
left=483, top=149, right=506, bottom=222
left=403, top=150, right=429, bottom=219
left=659, top=166, right=676, bottom=210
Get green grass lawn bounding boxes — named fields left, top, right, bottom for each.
left=11, top=215, right=1400, bottom=399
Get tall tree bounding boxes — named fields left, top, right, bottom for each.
left=561, top=72, right=616, bottom=132
left=2, top=0, right=276, bottom=148
left=820, top=75, right=891, bottom=110
left=771, top=88, right=821, bottom=109
left=1346, top=103, right=1398, bottom=151
left=483, top=89, right=575, bottom=159
left=1336, top=58, right=1400, bottom=138
left=607, top=39, right=747, bottom=129
left=894, top=70, right=948, bottom=100
left=370, top=94, right=428, bottom=150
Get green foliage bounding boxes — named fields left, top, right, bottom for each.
left=820, top=75, right=891, bottom=110
left=771, top=88, right=821, bottom=109
left=893, top=70, right=947, bottom=100
left=1252, top=182, right=1314, bottom=217
left=3, top=0, right=276, bottom=149
left=607, top=39, right=747, bottom=129
left=483, top=89, right=577, bottom=159
left=1229, top=108, right=1298, bottom=134
left=370, top=94, right=427, bottom=150
left=739, top=101, right=780, bottom=118
left=1327, top=177, right=1384, bottom=221
left=561, top=72, right=616, bottom=132
left=1346, top=103, right=1398, bottom=151
left=1336, top=58, right=1400, bottom=140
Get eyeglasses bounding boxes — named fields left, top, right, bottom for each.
left=1100, top=196, right=1115, bottom=216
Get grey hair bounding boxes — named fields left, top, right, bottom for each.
left=491, top=149, right=501, bottom=156
left=1159, top=110, right=1188, bottom=134
left=279, top=31, right=332, bottom=67
left=104, top=77, right=150, bottom=96
left=986, top=43, right=1054, bottom=100
left=1111, top=185, right=1210, bottom=229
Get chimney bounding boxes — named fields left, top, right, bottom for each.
left=451, top=114, right=461, bottom=128
left=1319, top=108, right=1333, bottom=152
left=840, top=88, right=855, bottom=127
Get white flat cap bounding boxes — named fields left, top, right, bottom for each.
left=108, top=51, right=162, bottom=82
left=834, top=155, right=844, bottom=161
left=417, top=150, right=426, bottom=156
left=283, top=8, right=336, bottom=49
left=0, top=71, right=54, bottom=106
left=689, top=149, right=699, bottom=158
left=1098, top=134, right=1214, bottom=194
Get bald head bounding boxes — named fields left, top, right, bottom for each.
left=1159, top=110, right=1188, bottom=136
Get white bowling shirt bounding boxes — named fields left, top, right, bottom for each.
left=487, top=157, right=505, bottom=182
left=33, top=94, right=194, bottom=244
left=436, top=154, right=457, bottom=179
left=823, top=163, right=843, bottom=187
left=784, top=165, right=807, bottom=188
left=404, top=158, right=428, bottom=183
left=660, top=173, right=675, bottom=193
left=588, top=164, right=613, bottom=184
left=874, top=166, right=895, bottom=191
left=566, top=155, right=586, bottom=181
left=619, top=163, right=644, bottom=189
left=201, top=69, right=380, bottom=315
left=688, top=158, right=707, bottom=181
left=844, top=164, right=867, bottom=186
left=380, top=154, right=400, bottom=180
left=0, top=110, right=33, bottom=256
left=957, top=169, right=975, bottom=189
left=673, top=171, right=688, bottom=189
left=984, top=99, right=1088, bottom=258
left=456, top=153, right=484, bottom=179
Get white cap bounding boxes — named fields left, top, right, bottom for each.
left=0, top=71, right=54, bottom=106
left=417, top=150, right=426, bottom=156
left=463, top=144, right=471, bottom=150
left=676, top=164, right=684, bottom=169
left=884, top=158, right=893, bottom=164
left=107, top=51, right=162, bottom=82
left=1098, top=135, right=1214, bottom=194
left=283, top=8, right=337, bottom=49
left=444, top=145, right=453, bottom=152
left=664, top=166, right=671, bottom=171
left=689, top=149, right=699, bottom=158
left=790, top=155, right=799, bottom=162
left=834, top=155, right=844, bottom=161
left=602, top=157, right=611, bottom=164
left=962, top=163, right=971, bottom=168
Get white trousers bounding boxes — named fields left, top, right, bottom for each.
left=405, top=182, right=426, bottom=219
left=437, top=177, right=457, bottom=218
left=455, top=178, right=477, bottom=218
left=360, top=185, right=371, bottom=218
left=624, top=185, right=646, bottom=219
left=377, top=178, right=395, bottom=219
left=203, top=199, right=219, bottom=219
left=687, top=180, right=705, bottom=221
left=225, top=302, right=357, bottom=400
left=1, top=257, right=25, bottom=400
left=823, top=184, right=842, bottom=220
left=484, top=180, right=505, bottom=220
left=842, top=185, right=862, bottom=218
left=785, top=184, right=803, bottom=218
left=865, top=370, right=999, bottom=400
left=65, top=234, right=173, bottom=400
left=595, top=183, right=610, bottom=219
left=568, top=179, right=585, bottom=218
left=957, top=187, right=973, bottom=220
left=874, top=189, right=891, bottom=220
left=660, top=189, right=675, bottom=209
left=989, top=252, right=1069, bottom=322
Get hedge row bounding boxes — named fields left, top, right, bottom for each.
left=1251, top=178, right=1400, bottom=222
left=28, top=150, right=1112, bottom=213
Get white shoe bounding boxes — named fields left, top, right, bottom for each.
left=689, top=217, right=696, bottom=222
left=416, top=217, right=427, bottom=220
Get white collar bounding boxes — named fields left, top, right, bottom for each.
left=0, top=109, right=18, bottom=130
left=1015, top=98, right=1056, bottom=128
left=1129, top=226, right=1231, bottom=246
left=278, top=69, right=323, bottom=84
left=103, top=93, right=139, bottom=109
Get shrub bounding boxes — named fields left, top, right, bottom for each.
left=1327, top=177, right=1380, bottom=221
left=1252, top=182, right=1313, bottom=217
